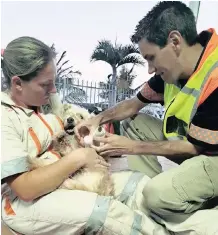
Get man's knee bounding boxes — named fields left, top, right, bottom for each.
left=121, top=113, right=164, bottom=141
left=142, top=169, right=187, bottom=216
left=142, top=177, right=167, bottom=214
left=142, top=157, right=217, bottom=214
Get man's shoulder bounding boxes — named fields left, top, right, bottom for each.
left=198, top=87, right=218, bottom=113
left=147, top=74, right=164, bottom=94
left=187, top=88, right=218, bottom=151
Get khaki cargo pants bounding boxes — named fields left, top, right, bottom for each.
left=2, top=172, right=218, bottom=235
left=2, top=171, right=173, bottom=235
left=121, top=113, right=218, bottom=232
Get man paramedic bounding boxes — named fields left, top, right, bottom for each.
left=75, top=0, right=218, bottom=226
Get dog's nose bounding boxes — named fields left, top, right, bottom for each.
left=67, top=117, right=74, bottom=124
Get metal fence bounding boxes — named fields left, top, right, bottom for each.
left=1, top=70, right=145, bottom=109
left=56, top=78, right=142, bottom=109
left=1, top=72, right=165, bottom=119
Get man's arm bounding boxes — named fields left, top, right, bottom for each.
left=131, top=139, right=202, bottom=161
left=93, top=134, right=202, bottom=164
left=97, top=97, right=146, bottom=125
left=127, top=89, right=218, bottom=159
left=74, top=75, right=165, bottom=142
left=131, top=82, right=218, bottom=159
left=97, top=75, right=164, bottom=125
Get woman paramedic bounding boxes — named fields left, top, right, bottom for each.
left=1, top=36, right=169, bottom=235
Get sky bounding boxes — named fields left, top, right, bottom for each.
left=1, top=1, right=218, bottom=89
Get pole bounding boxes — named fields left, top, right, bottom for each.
left=189, top=1, right=201, bottom=23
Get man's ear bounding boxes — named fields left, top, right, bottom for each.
left=11, top=76, right=22, bottom=91
left=167, top=30, right=182, bottom=56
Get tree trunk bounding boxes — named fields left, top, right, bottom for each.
left=108, top=67, right=117, bottom=107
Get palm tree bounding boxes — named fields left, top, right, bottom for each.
left=99, top=65, right=136, bottom=103
left=91, top=39, right=144, bottom=107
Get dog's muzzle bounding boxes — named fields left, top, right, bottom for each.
left=64, top=117, right=75, bottom=135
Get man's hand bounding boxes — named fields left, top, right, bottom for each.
left=92, top=133, right=202, bottom=162
left=91, top=132, right=136, bottom=157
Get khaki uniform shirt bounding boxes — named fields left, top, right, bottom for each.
left=1, top=92, right=63, bottom=200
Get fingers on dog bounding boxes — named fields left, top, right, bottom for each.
left=97, top=156, right=110, bottom=167
left=93, top=136, right=108, bottom=143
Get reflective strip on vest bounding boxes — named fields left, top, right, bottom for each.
left=130, top=212, right=142, bottom=235
left=85, top=195, right=111, bottom=234
left=182, top=87, right=200, bottom=97
left=190, top=61, right=218, bottom=121
left=118, top=172, right=144, bottom=204
left=163, top=43, right=218, bottom=140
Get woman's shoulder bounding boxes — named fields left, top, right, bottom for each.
left=1, top=101, right=19, bottom=125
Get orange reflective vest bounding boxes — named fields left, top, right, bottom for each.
left=163, top=28, right=218, bottom=140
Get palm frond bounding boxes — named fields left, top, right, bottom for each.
left=91, top=39, right=144, bottom=70
left=91, top=49, right=115, bottom=65
left=57, top=60, right=70, bottom=74
left=119, top=45, right=140, bottom=57
left=91, top=40, right=117, bottom=66
left=57, top=66, right=73, bottom=76
left=73, top=70, right=82, bottom=76
left=95, top=40, right=114, bottom=51
left=59, top=60, right=69, bottom=69
left=57, top=51, right=66, bottom=66
left=117, top=55, right=144, bottom=67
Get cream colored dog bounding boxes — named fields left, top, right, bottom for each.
left=29, top=102, right=114, bottom=196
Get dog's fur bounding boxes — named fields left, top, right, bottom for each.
left=28, top=103, right=114, bottom=196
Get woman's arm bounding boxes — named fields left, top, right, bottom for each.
left=5, top=148, right=108, bottom=202
left=2, top=103, right=108, bottom=202
left=5, top=150, right=84, bottom=202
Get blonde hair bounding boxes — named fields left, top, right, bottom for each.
left=1, top=36, right=56, bottom=88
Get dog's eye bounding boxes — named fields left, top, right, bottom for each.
left=80, top=115, right=84, bottom=120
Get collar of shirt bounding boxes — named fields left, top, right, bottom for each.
left=1, top=91, right=35, bottom=116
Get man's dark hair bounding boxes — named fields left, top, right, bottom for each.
left=131, top=1, right=198, bottom=47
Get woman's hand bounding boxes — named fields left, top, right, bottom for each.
left=91, top=133, right=136, bottom=157
left=76, top=148, right=111, bottom=170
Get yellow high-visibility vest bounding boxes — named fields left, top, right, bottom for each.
left=163, top=28, right=218, bottom=140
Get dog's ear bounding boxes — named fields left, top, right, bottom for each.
left=63, top=103, right=71, bottom=111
